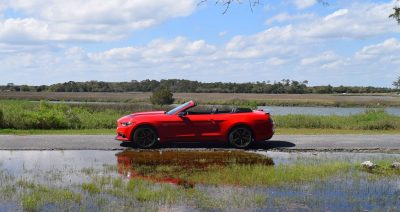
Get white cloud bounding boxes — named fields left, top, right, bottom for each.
left=263, top=2, right=400, bottom=41
left=0, top=0, right=196, bottom=43
left=224, top=25, right=299, bottom=60
left=0, top=0, right=399, bottom=87
left=218, top=31, right=227, bottom=37
left=355, top=38, right=400, bottom=63
left=265, top=12, right=315, bottom=25
left=300, top=51, right=339, bottom=66
left=293, top=0, right=317, bottom=9
left=0, top=18, right=49, bottom=44
left=90, top=37, right=217, bottom=62
left=305, top=2, right=399, bottom=39
left=266, top=57, right=286, bottom=66
left=324, top=9, right=349, bottom=21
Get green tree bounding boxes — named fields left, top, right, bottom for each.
left=150, top=87, right=174, bottom=106
left=20, top=85, right=31, bottom=92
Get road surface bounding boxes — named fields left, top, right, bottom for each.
left=0, top=134, right=399, bottom=152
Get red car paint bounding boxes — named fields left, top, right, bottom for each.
left=116, top=100, right=274, bottom=145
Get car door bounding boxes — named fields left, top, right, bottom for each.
left=186, top=113, right=221, bottom=140
left=157, top=114, right=196, bottom=141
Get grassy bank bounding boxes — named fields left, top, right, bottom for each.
left=1, top=100, right=400, bottom=134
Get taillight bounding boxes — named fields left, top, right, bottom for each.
left=267, top=114, right=275, bottom=132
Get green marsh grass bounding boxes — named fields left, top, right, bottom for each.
left=81, top=182, right=100, bottom=194
left=21, top=185, right=81, bottom=211
left=274, top=109, right=400, bottom=131
left=138, top=162, right=352, bottom=187
left=0, top=100, right=165, bottom=130
left=0, top=185, right=16, bottom=200
left=81, top=167, right=95, bottom=176
left=0, top=100, right=123, bottom=129
left=103, top=179, right=183, bottom=204
left=357, top=160, right=400, bottom=178
left=1, top=100, right=400, bottom=132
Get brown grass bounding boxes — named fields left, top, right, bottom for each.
left=0, top=92, right=149, bottom=102
left=1, top=92, right=400, bottom=107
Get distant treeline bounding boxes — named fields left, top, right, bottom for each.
left=0, top=79, right=396, bottom=94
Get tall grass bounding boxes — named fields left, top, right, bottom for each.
left=0, top=100, right=129, bottom=129
left=1, top=100, right=400, bottom=130
left=274, top=109, right=400, bottom=130
left=0, top=108, right=3, bottom=128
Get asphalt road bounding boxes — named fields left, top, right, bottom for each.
left=0, top=134, right=399, bottom=152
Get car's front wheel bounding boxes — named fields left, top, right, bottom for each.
left=133, top=126, right=158, bottom=148
left=228, top=126, right=253, bottom=148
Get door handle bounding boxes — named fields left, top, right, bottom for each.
left=209, top=119, right=216, bottom=124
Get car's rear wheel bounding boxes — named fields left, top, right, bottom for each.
left=228, top=126, right=253, bottom=148
left=133, top=126, right=158, bottom=148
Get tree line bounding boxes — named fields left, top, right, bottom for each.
left=0, top=79, right=396, bottom=94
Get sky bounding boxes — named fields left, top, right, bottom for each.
left=0, top=0, right=399, bottom=87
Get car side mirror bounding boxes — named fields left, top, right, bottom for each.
left=178, top=111, right=187, bottom=117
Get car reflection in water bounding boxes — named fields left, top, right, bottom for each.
left=116, top=150, right=274, bottom=188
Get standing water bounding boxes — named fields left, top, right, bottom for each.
left=0, top=150, right=399, bottom=211
left=259, top=106, right=400, bottom=116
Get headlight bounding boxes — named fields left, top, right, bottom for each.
left=121, top=122, right=133, bottom=126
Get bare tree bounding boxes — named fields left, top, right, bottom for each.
left=198, top=0, right=260, bottom=14
left=390, top=6, right=400, bottom=24
left=393, top=76, right=400, bottom=90
left=204, top=0, right=399, bottom=23
left=200, top=0, right=328, bottom=14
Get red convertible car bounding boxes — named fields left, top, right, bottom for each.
left=116, top=101, right=274, bottom=148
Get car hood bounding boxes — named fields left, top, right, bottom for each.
left=118, top=111, right=165, bottom=121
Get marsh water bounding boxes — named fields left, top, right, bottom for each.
left=0, top=150, right=399, bottom=211
left=259, top=106, right=400, bottom=116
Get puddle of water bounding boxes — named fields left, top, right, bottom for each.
left=0, top=150, right=399, bottom=211
left=256, top=151, right=400, bottom=165
left=0, top=150, right=118, bottom=186
left=116, top=150, right=274, bottom=188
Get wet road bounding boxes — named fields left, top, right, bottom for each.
left=0, top=134, right=399, bottom=152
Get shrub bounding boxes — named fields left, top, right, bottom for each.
left=150, top=87, right=174, bottom=106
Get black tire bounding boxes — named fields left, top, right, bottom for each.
left=133, top=126, right=158, bottom=149
left=228, top=126, right=253, bottom=148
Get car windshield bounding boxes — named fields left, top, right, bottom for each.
left=166, top=101, right=192, bottom=115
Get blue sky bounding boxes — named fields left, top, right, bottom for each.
left=0, top=0, right=399, bottom=86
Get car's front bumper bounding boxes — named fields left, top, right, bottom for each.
left=116, top=126, right=132, bottom=141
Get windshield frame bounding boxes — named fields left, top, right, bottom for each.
left=166, top=101, right=194, bottom=115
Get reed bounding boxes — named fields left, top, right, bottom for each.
left=1, top=100, right=399, bottom=131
